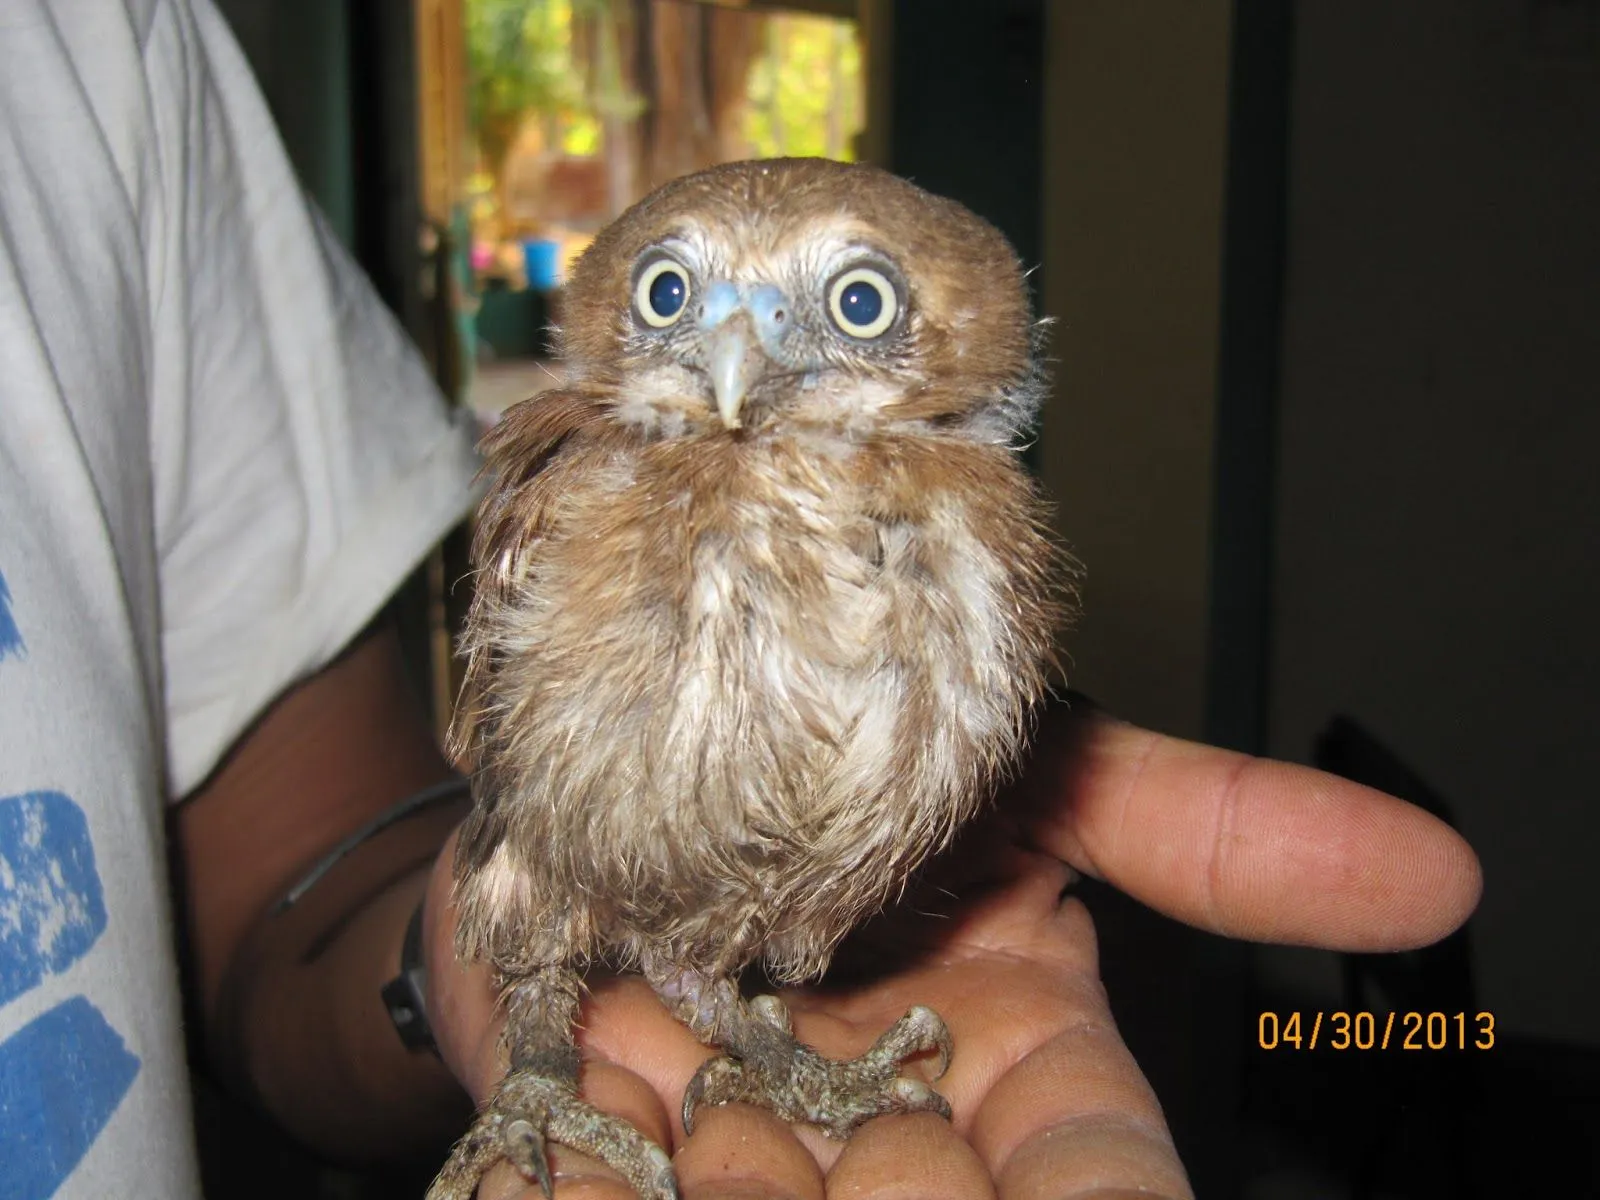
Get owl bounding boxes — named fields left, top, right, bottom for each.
left=429, top=158, right=1067, bottom=1200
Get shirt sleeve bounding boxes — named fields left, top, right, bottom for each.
left=144, top=0, right=480, bottom=796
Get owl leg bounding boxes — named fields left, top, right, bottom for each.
left=647, top=966, right=953, bottom=1141
left=427, top=967, right=677, bottom=1200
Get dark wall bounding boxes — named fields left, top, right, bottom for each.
left=1265, top=0, right=1600, bottom=1050
left=888, top=0, right=1044, bottom=286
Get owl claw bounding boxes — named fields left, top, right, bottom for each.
left=750, top=993, right=793, bottom=1033
left=879, top=1004, right=952, bottom=1080
left=681, top=1005, right=954, bottom=1140
left=428, top=1068, right=678, bottom=1200
left=682, top=1053, right=745, bottom=1136
left=501, top=1117, right=556, bottom=1198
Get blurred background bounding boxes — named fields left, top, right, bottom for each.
left=205, top=0, right=1599, bottom=1195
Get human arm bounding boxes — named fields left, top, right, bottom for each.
left=152, top=0, right=491, bottom=1159
left=173, top=622, right=473, bottom=1160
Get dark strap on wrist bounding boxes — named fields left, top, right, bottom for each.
left=382, top=896, right=439, bottom=1055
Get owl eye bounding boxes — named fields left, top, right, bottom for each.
left=827, top=266, right=898, bottom=340
left=635, top=258, right=691, bottom=328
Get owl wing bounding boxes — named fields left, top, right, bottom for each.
left=448, top=385, right=619, bottom=773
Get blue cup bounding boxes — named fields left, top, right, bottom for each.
left=522, top=239, right=562, bottom=291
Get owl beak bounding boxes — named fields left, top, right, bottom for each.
left=706, top=319, right=769, bottom=430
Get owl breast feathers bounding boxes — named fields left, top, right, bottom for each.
left=450, top=158, right=1068, bottom=984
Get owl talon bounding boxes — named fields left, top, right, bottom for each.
left=750, top=993, right=793, bottom=1033
left=869, top=1004, right=952, bottom=1080
left=503, top=1117, right=554, bottom=1198
left=682, top=1005, right=954, bottom=1141
left=423, top=1116, right=506, bottom=1200
left=682, top=1053, right=746, bottom=1135
left=427, top=1068, right=678, bottom=1200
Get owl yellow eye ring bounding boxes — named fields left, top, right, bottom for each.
left=827, top=266, right=898, bottom=340
left=635, top=258, right=691, bottom=328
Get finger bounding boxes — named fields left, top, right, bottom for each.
left=1018, top=711, right=1481, bottom=950
left=476, top=1158, right=637, bottom=1200
left=996, top=1121, right=1190, bottom=1200
left=966, top=900, right=1191, bottom=1200
left=578, top=973, right=716, bottom=1141
left=824, top=1112, right=995, bottom=1200
left=673, top=1104, right=825, bottom=1200
left=581, top=1060, right=677, bottom=1160
left=423, top=828, right=505, bottom=1099
left=971, top=1021, right=1189, bottom=1200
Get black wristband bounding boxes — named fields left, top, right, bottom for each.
left=382, top=896, right=439, bottom=1055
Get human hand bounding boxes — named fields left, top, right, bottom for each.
left=422, top=704, right=1481, bottom=1199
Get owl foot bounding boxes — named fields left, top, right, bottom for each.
left=427, top=1064, right=677, bottom=1200
left=682, top=1000, right=953, bottom=1140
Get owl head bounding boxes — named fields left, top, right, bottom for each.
left=557, top=158, right=1043, bottom=443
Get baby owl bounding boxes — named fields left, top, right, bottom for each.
left=430, top=158, right=1066, bottom=1200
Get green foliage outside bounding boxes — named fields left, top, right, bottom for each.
left=465, top=0, right=862, bottom=173
left=744, top=16, right=861, bottom=162
left=465, top=0, right=602, bottom=172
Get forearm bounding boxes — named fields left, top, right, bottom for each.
left=223, top=824, right=470, bottom=1158
left=176, top=624, right=475, bottom=1159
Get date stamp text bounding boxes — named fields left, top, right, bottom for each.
left=1257, top=1011, right=1495, bottom=1051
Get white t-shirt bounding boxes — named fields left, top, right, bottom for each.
left=0, top=1, right=480, bottom=1195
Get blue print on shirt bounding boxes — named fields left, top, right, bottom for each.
left=0, top=997, right=141, bottom=1200
left=0, top=569, right=22, bottom=660
left=0, top=793, right=108, bottom=1008
left=0, top=793, right=137, bottom=1195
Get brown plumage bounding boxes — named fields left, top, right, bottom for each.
left=431, top=158, right=1070, bottom=1200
